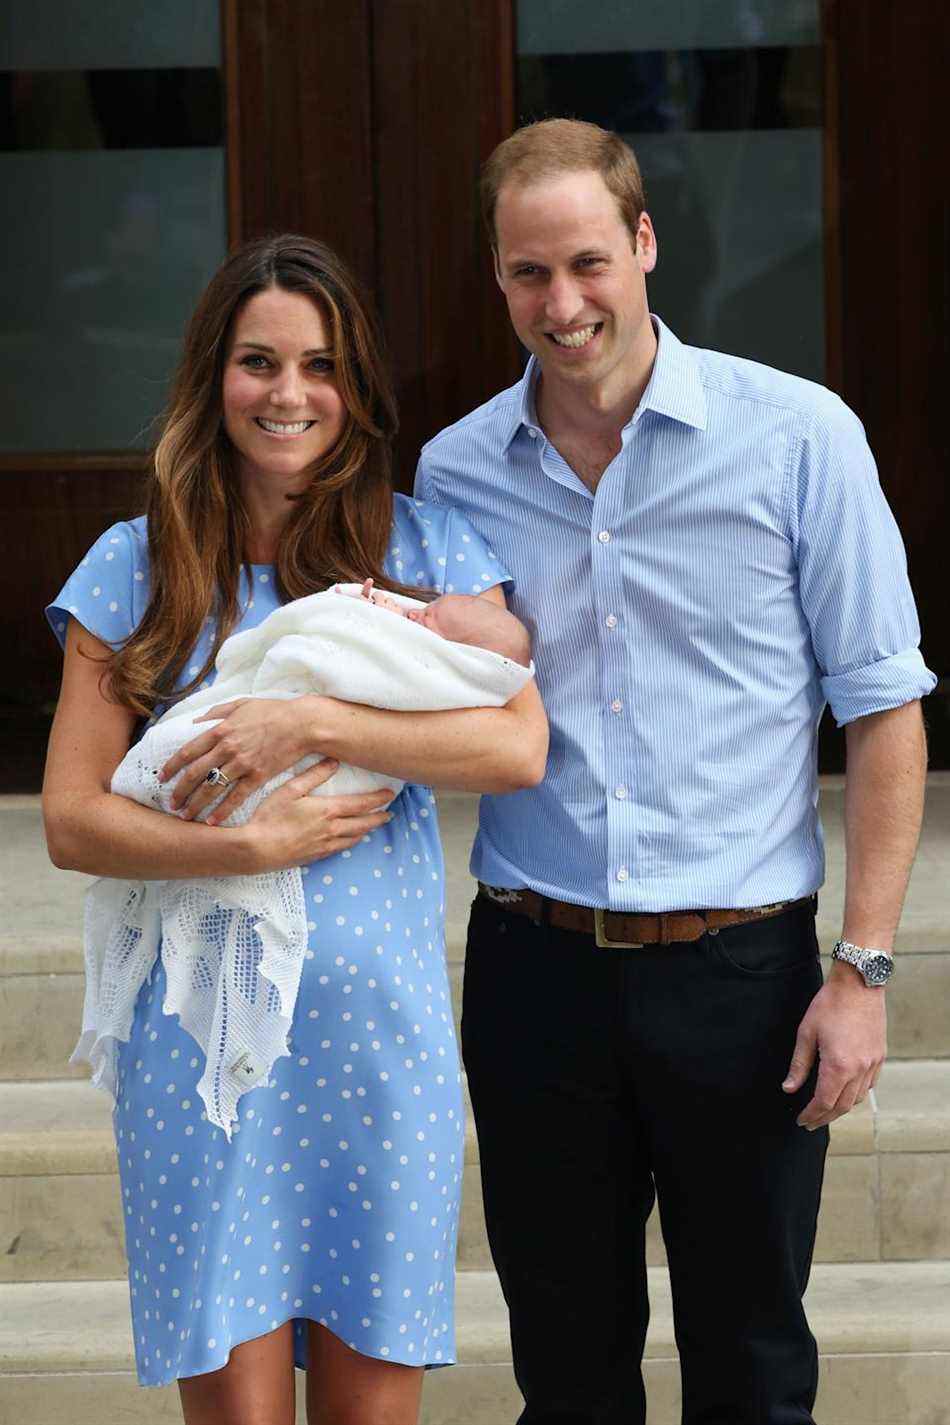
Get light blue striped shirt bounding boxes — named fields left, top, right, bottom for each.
left=415, top=317, right=936, bottom=912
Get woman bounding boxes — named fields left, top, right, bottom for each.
left=43, top=234, right=547, bottom=1425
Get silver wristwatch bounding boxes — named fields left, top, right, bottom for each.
left=831, top=939, right=894, bottom=987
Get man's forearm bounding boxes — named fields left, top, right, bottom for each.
left=297, top=693, right=548, bottom=794
left=842, top=700, right=927, bottom=950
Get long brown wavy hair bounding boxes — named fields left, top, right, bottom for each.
left=108, top=234, right=416, bottom=717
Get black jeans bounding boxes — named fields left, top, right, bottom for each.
left=462, top=896, right=829, bottom=1425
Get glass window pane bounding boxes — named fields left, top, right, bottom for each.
left=516, top=1, right=824, bottom=382
left=0, top=2, right=225, bottom=453
left=1, top=2, right=220, bottom=70
left=518, top=1, right=818, bottom=55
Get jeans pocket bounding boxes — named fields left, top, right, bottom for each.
left=708, top=906, right=821, bottom=978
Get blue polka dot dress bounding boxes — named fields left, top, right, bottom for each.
left=46, top=495, right=510, bottom=1386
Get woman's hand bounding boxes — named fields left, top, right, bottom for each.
left=245, top=758, right=396, bottom=870
left=160, top=696, right=320, bottom=825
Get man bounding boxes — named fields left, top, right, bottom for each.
left=414, top=119, right=935, bottom=1424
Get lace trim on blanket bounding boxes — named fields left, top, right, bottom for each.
left=79, top=868, right=308, bottom=1138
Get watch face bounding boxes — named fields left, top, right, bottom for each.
left=864, top=953, right=893, bottom=986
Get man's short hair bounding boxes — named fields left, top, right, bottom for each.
left=481, top=118, right=647, bottom=249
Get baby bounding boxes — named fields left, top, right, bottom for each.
left=345, top=579, right=531, bottom=667
left=78, top=579, right=536, bottom=1136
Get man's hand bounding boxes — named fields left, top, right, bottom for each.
left=785, top=700, right=925, bottom=1130
left=782, top=960, right=886, bottom=1130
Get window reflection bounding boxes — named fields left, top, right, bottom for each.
left=516, top=1, right=824, bottom=381
left=0, top=3, right=224, bottom=453
left=1, top=70, right=221, bottom=151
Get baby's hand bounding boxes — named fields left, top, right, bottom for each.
left=372, top=589, right=408, bottom=617
left=345, top=578, right=408, bottom=619
left=334, top=579, right=374, bottom=601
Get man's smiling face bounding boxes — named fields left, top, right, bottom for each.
left=493, top=168, right=656, bottom=399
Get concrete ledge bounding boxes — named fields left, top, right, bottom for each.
left=2, top=1266, right=949, bottom=1425
left=3, top=1264, right=950, bottom=1371
left=4, top=785, right=948, bottom=1078
left=6, top=1061, right=931, bottom=1182
left=0, top=1173, right=125, bottom=1283
left=8, top=778, right=950, bottom=968
left=0, top=942, right=82, bottom=976
left=0, top=1082, right=113, bottom=1176
left=438, top=777, right=950, bottom=958
left=3, top=1355, right=947, bottom=1425
left=4, top=1065, right=948, bottom=1282
left=874, top=1059, right=950, bottom=1152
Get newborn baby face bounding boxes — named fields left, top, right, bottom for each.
left=409, top=595, right=531, bottom=666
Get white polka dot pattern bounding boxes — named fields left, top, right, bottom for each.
left=45, top=496, right=510, bottom=1385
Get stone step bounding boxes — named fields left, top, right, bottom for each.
left=5, top=782, right=948, bottom=1081
left=440, top=777, right=950, bottom=963
left=4, top=930, right=947, bottom=1085
left=3, top=1062, right=948, bottom=1284
left=0, top=797, right=94, bottom=1083
left=440, top=782, right=950, bottom=1064
left=1, top=1263, right=948, bottom=1424
left=460, top=1058, right=950, bottom=1271
left=9, top=781, right=950, bottom=967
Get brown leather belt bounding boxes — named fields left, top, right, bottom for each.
left=477, top=883, right=809, bottom=949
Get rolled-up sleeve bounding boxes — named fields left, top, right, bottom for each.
left=790, top=395, right=937, bottom=727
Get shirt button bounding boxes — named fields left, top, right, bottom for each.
left=610, top=699, right=623, bottom=713
left=527, top=427, right=538, bottom=439
left=615, top=784, right=628, bottom=800
left=597, top=530, right=611, bottom=543
left=616, top=867, right=628, bottom=882
left=605, top=614, right=618, bottom=628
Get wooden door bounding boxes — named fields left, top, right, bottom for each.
left=823, top=0, right=949, bottom=763
left=2, top=1, right=946, bottom=788
left=0, top=0, right=518, bottom=790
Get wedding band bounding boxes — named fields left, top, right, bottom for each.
left=205, top=767, right=231, bottom=788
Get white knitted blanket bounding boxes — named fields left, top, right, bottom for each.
left=77, top=586, right=533, bottom=1136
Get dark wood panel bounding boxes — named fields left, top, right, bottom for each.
left=826, top=0, right=949, bottom=667
left=824, top=0, right=949, bottom=761
left=371, top=0, right=521, bottom=488
left=225, top=0, right=376, bottom=284
left=0, top=465, right=147, bottom=700
left=820, top=0, right=842, bottom=397
left=22, top=3, right=947, bottom=786
left=227, top=0, right=519, bottom=486
left=0, top=464, right=145, bottom=791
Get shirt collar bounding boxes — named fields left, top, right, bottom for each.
left=501, top=358, right=540, bottom=450
left=639, top=315, right=707, bottom=431
left=503, top=313, right=707, bottom=449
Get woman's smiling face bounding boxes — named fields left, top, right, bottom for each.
left=222, top=285, right=348, bottom=494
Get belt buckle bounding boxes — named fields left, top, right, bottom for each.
left=594, top=908, right=644, bottom=950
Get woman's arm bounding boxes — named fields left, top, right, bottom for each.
left=162, top=587, right=549, bottom=821
left=43, top=620, right=396, bottom=878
